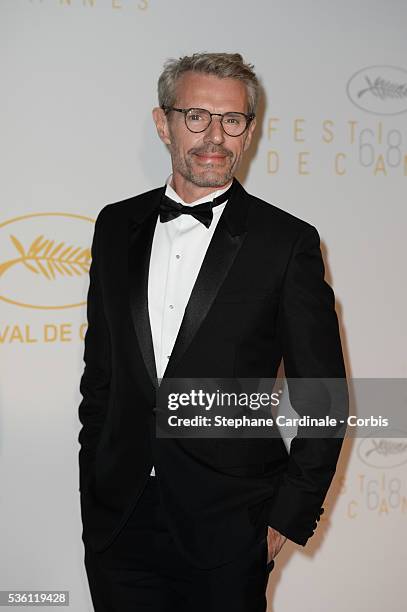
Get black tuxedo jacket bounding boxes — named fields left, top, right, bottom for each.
left=78, top=178, right=348, bottom=568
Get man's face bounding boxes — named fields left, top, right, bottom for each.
left=153, top=71, right=256, bottom=190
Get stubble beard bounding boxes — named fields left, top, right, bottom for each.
left=171, top=147, right=236, bottom=188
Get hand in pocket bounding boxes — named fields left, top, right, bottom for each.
left=266, top=526, right=287, bottom=563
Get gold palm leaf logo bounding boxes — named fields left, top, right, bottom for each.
left=0, top=234, right=91, bottom=279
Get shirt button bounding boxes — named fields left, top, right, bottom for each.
left=169, top=304, right=174, bottom=309
left=176, top=254, right=181, bottom=259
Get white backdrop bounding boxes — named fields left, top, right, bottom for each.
left=1, top=1, right=406, bottom=610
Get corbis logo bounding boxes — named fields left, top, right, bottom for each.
left=0, top=213, right=94, bottom=310
left=347, top=65, right=407, bottom=115
left=357, top=435, right=407, bottom=469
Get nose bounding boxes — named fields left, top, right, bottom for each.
left=203, top=115, right=225, bottom=144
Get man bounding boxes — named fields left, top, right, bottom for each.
left=78, top=52, right=347, bottom=612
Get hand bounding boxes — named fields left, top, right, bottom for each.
left=266, top=526, right=287, bottom=563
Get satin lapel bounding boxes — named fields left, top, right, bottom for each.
left=163, top=179, right=251, bottom=380
left=128, top=188, right=164, bottom=391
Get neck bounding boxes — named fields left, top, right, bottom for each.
left=170, top=173, right=232, bottom=203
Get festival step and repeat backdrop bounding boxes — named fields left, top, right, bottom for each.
left=1, top=1, right=406, bottom=611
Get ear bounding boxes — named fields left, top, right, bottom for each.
left=152, top=107, right=171, bottom=145
left=243, top=117, right=257, bottom=152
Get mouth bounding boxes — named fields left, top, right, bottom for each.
left=193, top=152, right=228, bottom=163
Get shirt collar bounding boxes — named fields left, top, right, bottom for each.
left=165, top=174, right=232, bottom=210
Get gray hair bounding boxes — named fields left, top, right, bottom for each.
left=157, top=52, right=260, bottom=116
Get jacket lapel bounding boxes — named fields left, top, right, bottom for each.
left=128, top=188, right=163, bottom=391
left=163, top=180, right=250, bottom=379
left=128, top=179, right=251, bottom=390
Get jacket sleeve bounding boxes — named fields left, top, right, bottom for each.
left=267, top=224, right=348, bottom=545
left=77, top=206, right=111, bottom=493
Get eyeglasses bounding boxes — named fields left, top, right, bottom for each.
left=162, top=106, right=255, bottom=137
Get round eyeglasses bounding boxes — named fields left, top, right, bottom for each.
left=162, top=106, right=255, bottom=137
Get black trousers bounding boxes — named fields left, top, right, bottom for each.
left=84, top=476, right=274, bottom=612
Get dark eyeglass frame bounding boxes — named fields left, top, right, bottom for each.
left=161, top=106, right=255, bottom=137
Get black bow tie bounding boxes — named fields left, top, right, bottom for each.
left=159, top=182, right=234, bottom=228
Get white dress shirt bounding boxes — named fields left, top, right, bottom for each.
left=148, top=175, right=232, bottom=475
